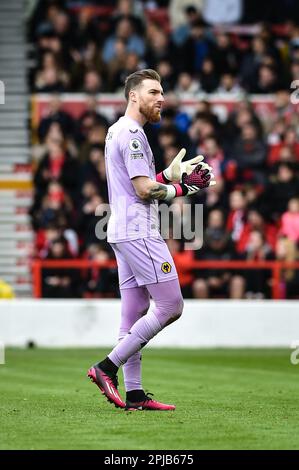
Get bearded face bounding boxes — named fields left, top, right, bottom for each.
left=132, top=79, right=164, bottom=123
left=139, top=98, right=161, bottom=123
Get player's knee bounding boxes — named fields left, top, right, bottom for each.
left=176, top=294, right=184, bottom=317
left=121, top=300, right=150, bottom=319
left=169, top=292, right=184, bottom=321
left=153, top=290, right=184, bottom=326
left=161, top=295, right=184, bottom=327
left=141, top=300, right=151, bottom=316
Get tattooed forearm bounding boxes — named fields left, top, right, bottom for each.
left=147, top=182, right=169, bottom=200
left=132, top=177, right=176, bottom=201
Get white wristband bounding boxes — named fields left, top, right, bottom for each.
left=163, top=185, right=176, bottom=201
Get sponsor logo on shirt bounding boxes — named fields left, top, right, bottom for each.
left=130, top=152, right=144, bottom=159
left=161, top=262, right=172, bottom=274
left=129, top=138, right=142, bottom=151
left=129, top=129, right=138, bottom=133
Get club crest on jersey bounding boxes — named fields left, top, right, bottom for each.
left=129, top=129, right=138, bottom=133
left=161, top=262, right=172, bottom=274
left=129, top=138, right=142, bottom=151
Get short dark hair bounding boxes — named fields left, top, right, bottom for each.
left=185, top=5, right=197, bottom=15
left=124, top=69, right=161, bottom=100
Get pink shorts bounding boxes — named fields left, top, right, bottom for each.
left=110, top=236, right=178, bottom=289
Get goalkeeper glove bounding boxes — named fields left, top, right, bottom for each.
left=158, top=148, right=205, bottom=183
left=173, top=161, right=216, bottom=197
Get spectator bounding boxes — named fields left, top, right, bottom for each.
left=171, top=4, right=205, bottom=46
left=102, top=17, right=145, bottom=63
left=237, top=208, right=278, bottom=253
left=70, top=40, right=107, bottom=91
left=216, top=73, right=244, bottom=97
left=37, top=96, right=74, bottom=142
left=232, top=123, right=267, bottom=185
left=263, top=163, right=299, bottom=219
left=193, top=209, right=245, bottom=299
left=224, top=102, right=263, bottom=145
left=213, top=33, right=239, bottom=75
left=109, top=51, right=143, bottom=92
left=35, top=222, right=62, bottom=258
left=106, top=38, right=129, bottom=91
left=199, top=57, right=219, bottom=93
left=272, top=90, right=295, bottom=124
left=275, top=237, right=299, bottom=299
left=188, top=114, right=216, bottom=146
left=166, top=237, right=195, bottom=298
left=204, top=177, right=225, bottom=211
left=110, top=0, right=144, bottom=36
left=169, top=1, right=204, bottom=32
left=160, top=100, right=193, bottom=135
left=33, top=138, right=80, bottom=200
left=250, top=65, right=281, bottom=94
left=75, top=96, right=109, bottom=145
left=83, top=69, right=104, bottom=94
left=80, top=143, right=105, bottom=187
left=242, top=230, right=274, bottom=298
left=199, top=137, right=224, bottom=181
left=156, top=59, right=176, bottom=94
left=34, top=66, right=67, bottom=93
left=175, top=72, right=200, bottom=99
left=280, top=197, right=299, bottom=243
left=51, top=9, right=73, bottom=47
left=32, top=181, right=74, bottom=230
left=145, top=27, right=177, bottom=70
left=180, top=19, right=213, bottom=75
left=268, top=127, right=299, bottom=165
left=34, top=50, right=70, bottom=93
left=84, top=243, right=119, bottom=298
left=78, top=181, right=105, bottom=247
left=226, top=190, right=247, bottom=243
left=72, top=7, right=103, bottom=50
left=42, top=236, right=80, bottom=298
left=79, top=122, right=108, bottom=162
left=240, top=36, right=269, bottom=91
left=35, top=29, right=64, bottom=58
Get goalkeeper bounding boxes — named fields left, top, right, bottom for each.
left=88, top=69, right=215, bottom=411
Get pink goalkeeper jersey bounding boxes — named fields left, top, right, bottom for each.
left=105, top=115, right=160, bottom=243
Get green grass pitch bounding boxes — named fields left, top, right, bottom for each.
left=0, top=348, right=298, bottom=450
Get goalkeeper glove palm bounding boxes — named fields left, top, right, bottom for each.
left=163, top=148, right=205, bottom=182
left=174, top=162, right=216, bottom=197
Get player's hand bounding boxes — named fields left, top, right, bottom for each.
left=163, top=148, right=205, bottom=182
left=178, top=161, right=216, bottom=196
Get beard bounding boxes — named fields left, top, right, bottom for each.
left=139, top=101, right=161, bottom=123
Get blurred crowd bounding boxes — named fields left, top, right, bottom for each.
left=28, top=0, right=299, bottom=96
left=28, top=0, right=299, bottom=299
